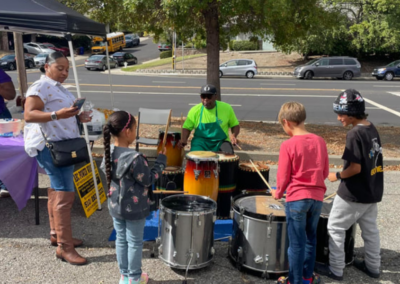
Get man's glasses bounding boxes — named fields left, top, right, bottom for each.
left=200, top=94, right=214, bottom=99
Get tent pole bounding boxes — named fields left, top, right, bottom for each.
left=67, top=36, right=102, bottom=210
left=104, top=41, right=114, bottom=108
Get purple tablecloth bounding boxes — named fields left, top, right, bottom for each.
left=0, top=136, right=38, bottom=210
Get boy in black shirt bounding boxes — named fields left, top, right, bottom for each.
left=316, top=89, right=383, bottom=281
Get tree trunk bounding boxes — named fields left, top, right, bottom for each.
left=1, top=32, right=9, bottom=51
left=203, top=1, right=221, bottom=101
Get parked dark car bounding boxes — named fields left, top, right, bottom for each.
left=372, top=60, right=400, bottom=81
left=125, top=34, right=140, bottom=47
left=42, top=43, right=70, bottom=56
left=111, top=52, right=138, bottom=66
left=0, top=54, right=35, bottom=71
left=293, top=56, right=361, bottom=80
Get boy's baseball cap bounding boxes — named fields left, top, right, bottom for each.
left=333, top=89, right=365, bottom=115
left=200, top=84, right=217, bottom=95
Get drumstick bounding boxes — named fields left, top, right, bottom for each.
left=323, top=192, right=337, bottom=201
left=235, top=144, right=242, bottom=150
left=161, top=110, right=172, bottom=152
left=153, top=190, right=188, bottom=194
left=249, top=159, right=273, bottom=192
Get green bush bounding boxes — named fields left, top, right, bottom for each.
left=160, top=50, right=172, bottom=59
left=231, top=40, right=258, bottom=51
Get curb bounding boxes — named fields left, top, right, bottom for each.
left=91, top=145, right=400, bottom=166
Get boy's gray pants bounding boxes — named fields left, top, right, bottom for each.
left=328, top=194, right=381, bottom=275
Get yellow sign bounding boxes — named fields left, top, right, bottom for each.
left=73, top=163, right=107, bottom=218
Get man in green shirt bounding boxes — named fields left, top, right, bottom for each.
left=178, top=84, right=240, bottom=153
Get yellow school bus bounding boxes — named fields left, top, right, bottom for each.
left=91, top=32, right=126, bottom=54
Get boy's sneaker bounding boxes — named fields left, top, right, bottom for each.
left=314, top=263, right=343, bottom=281
left=276, top=276, right=289, bottom=284
left=129, top=273, right=149, bottom=284
left=303, top=273, right=321, bottom=284
left=353, top=259, right=380, bottom=279
left=119, top=275, right=128, bottom=284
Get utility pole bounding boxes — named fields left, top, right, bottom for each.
left=13, top=32, right=28, bottom=98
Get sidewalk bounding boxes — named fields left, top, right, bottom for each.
left=0, top=162, right=399, bottom=284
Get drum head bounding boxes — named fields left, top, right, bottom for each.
left=233, top=195, right=286, bottom=221
left=161, top=194, right=216, bottom=212
left=159, top=127, right=182, bottom=134
left=187, top=151, right=218, bottom=161
left=163, top=166, right=183, bottom=174
left=239, top=162, right=270, bottom=172
left=218, top=153, right=239, bottom=162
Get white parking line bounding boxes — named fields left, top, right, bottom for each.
left=70, top=90, right=337, bottom=98
left=373, top=85, right=400, bottom=88
left=388, top=92, right=400, bottom=97
left=189, top=103, right=242, bottom=106
left=260, top=83, right=296, bottom=86
left=364, top=98, right=400, bottom=117
left=366, top=107, right=380, bottom=109
left=152, top=81, right=186, bottom=84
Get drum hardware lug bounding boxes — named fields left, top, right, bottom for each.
left=174, top=214, right=179, bottom=226
left=194, top=169, right=201, bottom=180
left=173, top=251, right=177, bottom=258
left=230, top=210, right=234, bottom=219
left=239, top=207, right=245, bottom=230
left=156, top=237, right=161, bottom=245
left=158, top=244, right=163, bottom=254
left=265, top=254, right=269, bottom=262
left=160, top=211, right=165, bottom=220
left=237, top=246, right=243, bottom=258
left=210, top=247, right=215, bottom=255
left=197, top=215, right=201, bottom=227
left=213, top=169, right=218, bottom=178
left=196, top=252, right=200, bottom=259
left=254, top=255, right=263, bottom=264
left=165, top=227, right=170, bottom=233
left=267, top=226, right=272, bottom=238
left=171, top=140, right=176, bottom=148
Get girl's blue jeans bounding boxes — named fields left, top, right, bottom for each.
left=113, top=217, right=146, bottom=281
left=285, top=199, right=323, bottom=284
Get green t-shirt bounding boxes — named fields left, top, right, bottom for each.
left=183, top=101, right=239, bottom=141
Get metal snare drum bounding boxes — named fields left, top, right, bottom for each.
left=229, top=193, right=289, bottom=276
left=158, top=194, right=217, bottom=270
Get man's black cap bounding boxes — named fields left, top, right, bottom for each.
left=200, top=84, right=217, bottom=95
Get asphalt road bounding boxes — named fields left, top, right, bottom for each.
left=5, top=45, right=400, bottom=126
left=123, top=37, right=160, bottom=63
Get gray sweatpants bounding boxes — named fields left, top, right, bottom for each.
left=328, top=194, right=381, bottom=276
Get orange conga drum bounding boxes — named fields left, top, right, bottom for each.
left=157, top=127, right=184, bottom=167
left=183, top=151, right=219, bottom=201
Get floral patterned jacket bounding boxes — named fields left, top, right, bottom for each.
left=101, top=145, right=166, bottom=220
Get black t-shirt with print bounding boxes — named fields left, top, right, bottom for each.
left=338, top=123, right=384, bottom=203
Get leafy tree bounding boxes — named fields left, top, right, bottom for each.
left=123, top=0, right=337, bottom=100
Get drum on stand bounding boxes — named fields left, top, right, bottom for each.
left=183, top=151, right=219, bottom=202
left=229, top=193, right=289, bottom=277
left=316, top=199, right=356, bottom=265
left=150, top=167, right=184, bottom=210
left=216, top=153, right=239, bottom=218
left=158, top=194, right=217, bottom=270
left=157, top=127, right=184, bottom=167
left=236, top=162, right=270, bottom=196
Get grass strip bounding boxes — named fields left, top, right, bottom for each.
left=122, top=53, right=206, bottom=72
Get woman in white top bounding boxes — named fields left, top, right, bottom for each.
left=24, top=52, right=91, bottom=266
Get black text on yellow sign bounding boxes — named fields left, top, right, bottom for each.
left=73, top=163, right=106, bottom=218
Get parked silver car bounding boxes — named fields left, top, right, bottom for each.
left=293, top=57, right=361, bottom=80
left=34, top=52, right=54, bottom=68
left=219, top=59, right=258, bottom=78
left=23, top=42, right=54, bottom=55
left=85, top=55, right=119, bottom=71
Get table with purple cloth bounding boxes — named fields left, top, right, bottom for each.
left=0, top=136, right=38, bottom=211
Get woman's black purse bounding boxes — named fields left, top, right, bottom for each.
left=41, top=129, right=90, bottom=167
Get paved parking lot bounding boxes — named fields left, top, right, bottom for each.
left=0, top=164, right=399, bottom=284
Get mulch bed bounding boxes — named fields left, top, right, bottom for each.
left=93, top=117, right=400, bottom=171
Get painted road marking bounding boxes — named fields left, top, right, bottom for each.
left=366, top=107, right=380, bottom=109
left=189, top=103, right=242, bottom=106
left=69, top=90, right=337, bottom=97
left=152, top=81, right=186, bottom=84
left=373, top=85, right=400, bottom=88
left=388, top=92, right=400, bottom=97
left=260, top=83, right=296, bottom=86
left=364, top=98, right=400, bottom=118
